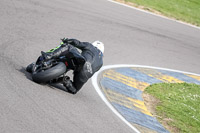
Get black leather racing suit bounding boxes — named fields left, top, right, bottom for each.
left=68, top=39, right=103, bottom=93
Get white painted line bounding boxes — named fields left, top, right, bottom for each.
left=99, top=64, right=200, bottom=76
left=92, top=67, right=141, bottom=133
left=107, top=0, right=200, bottom=30
left=92, top=64, right=200, bottom=133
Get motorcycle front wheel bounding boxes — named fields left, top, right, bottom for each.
left=32, top=62, right=66, bottom=83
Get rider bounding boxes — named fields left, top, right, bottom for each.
left=26, top=38, right=104, bottom=94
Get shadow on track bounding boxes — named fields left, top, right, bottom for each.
left=18, top=67, right=72, bottom=94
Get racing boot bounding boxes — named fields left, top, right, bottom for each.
left=63, top=76, right=77, bottom=94
left=49, top=76, right=65, bottom=84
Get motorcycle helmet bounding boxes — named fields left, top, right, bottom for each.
left=92, top=41, right=104, bottom=54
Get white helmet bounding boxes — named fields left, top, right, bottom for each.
left=92, top=41, right=104, bottom=53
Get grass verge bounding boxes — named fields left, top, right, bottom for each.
left=144, top=83, right=200, bottom=133
left=116, top=0, right=200, bottom=26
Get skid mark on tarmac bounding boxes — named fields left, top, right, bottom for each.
left=93, top=65, right=200, bottom=133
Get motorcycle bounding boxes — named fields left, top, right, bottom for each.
left=31, top=48, right=85, bottom=84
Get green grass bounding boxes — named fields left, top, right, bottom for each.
left=144, top=83, right=200, bottom=133
left=124, top=0, right=200, bottom=26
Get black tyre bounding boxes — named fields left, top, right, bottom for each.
left=32, top=62, right=66, bottom=83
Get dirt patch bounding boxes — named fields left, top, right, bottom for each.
left=142, top=92, right=159, bottom=117
left=142, top=92, right=180, bottom=133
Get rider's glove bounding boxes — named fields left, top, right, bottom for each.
left=61, top=38, right=74, bottom=44
left=61, top=38, right=68, bottom=44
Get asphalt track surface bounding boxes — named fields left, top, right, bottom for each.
left=0, top=0, right=200, bottom=133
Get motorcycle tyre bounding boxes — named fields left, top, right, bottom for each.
left=32, top=62, right=66, bottom=83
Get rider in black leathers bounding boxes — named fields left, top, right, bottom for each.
left=26, top=38, right=104, bottom=94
